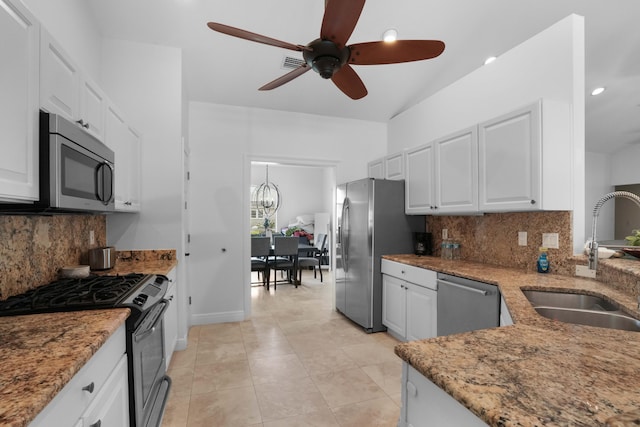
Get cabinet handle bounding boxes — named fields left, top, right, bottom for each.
left=401, top=270, right=405, bottom=274
left=90, top=420, right=102, bottom=427
left=406, top=381, right=417, bottom=397
left=125, top=201, right=132, bottom=206
left=167, top=295, right=174, bottom=301
left=76, top=119, right=90, bottom=129
left=530, top=199, right=536, bottom=205
left=82, top=382, right=95, bottom=393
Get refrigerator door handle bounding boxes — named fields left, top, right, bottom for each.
left=341, top=198, right=350, bottom=272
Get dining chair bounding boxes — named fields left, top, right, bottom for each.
left=251, top=236, right=271, bottom=286
left=267, top=236, right=299, bottom=290
left=297, top=233, right=327, bottom=283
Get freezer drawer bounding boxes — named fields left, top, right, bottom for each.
left=436, top=273, right=499, bottom=336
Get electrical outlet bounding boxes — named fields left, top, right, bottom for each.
left=542, top=233, right=559, bottom=249
left=575, top=265, right=596, bottom=279
left=442, top=229, right=448, bottom=240
left=89, top=230, right=95, bottom=245
left=518, top=231, right=527, bottom=246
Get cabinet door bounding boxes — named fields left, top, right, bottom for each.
left=382, top=274, right=406, bottom=338
left=106, top=104, right=131, bottom=210
left=40, top=28, right=80, bottom=121
left=478, top=101, right=541, bottom=211
left=79, top=77, right=106, bottom=141
left=368, top=158, right=385, bottom=179
left=0, top=0, right=39, bottom=201
left=404, top=364, right=487, bottom=427
left=385, top=152, right=404, bottom=180
left=434, top=126, right=478, bottom=213
left=405, top=143, right=434, bottom=214
left=122, top=125, right=141, bottom=211
left=405, top=284, right=437, bottom=341
left=82, top=355, right=129, bottom=427
left=164, top=271, right=178, bottom=369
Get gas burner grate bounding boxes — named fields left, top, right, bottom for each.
left=0, top=273, right=147, bottom=315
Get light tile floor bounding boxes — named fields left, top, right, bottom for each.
left=161, top=270, right=403, bottom=427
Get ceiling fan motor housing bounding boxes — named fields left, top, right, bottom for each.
left=304, top=39, right=350, bottom=79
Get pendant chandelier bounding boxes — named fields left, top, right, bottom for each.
left=253, top=165, right=281, bottom=218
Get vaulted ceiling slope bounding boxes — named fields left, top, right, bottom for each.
left=85, top=0, right=640, bottom=154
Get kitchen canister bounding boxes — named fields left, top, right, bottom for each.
left=89, top=246, right=116, bottom=270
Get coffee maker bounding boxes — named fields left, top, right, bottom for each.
left=413, top=232, right=432, bottom=256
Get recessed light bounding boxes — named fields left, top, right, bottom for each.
left=591, top=87, right=605, bottom=96
left=484, top=56, right=497, bottom=65
left=382, top=29, right=398, bottom=43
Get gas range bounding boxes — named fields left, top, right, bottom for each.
left=0, top=273, right=168, bottom=326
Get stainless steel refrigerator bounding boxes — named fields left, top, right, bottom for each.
left=335, top=178, right=420, bottom=332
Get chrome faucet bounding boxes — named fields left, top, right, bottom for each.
left=588, top=191, right=640, bottom=270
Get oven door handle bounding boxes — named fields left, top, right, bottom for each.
left=134, top=300, right=169, bottom=343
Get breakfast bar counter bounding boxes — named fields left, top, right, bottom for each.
left=384, top=255, right=640, bottom=426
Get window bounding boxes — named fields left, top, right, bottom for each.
left=250, top=185, right=277, bottom=235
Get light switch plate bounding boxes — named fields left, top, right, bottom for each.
left=518, top=231, right=527, bottom=246
left=542, top=233, right=559, bottom=249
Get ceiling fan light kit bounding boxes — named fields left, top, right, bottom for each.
left=206, top=0, right=444, bottom=99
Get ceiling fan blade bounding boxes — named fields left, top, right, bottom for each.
left=320, top=0, right=365, bottom=48
left=331, top=64, right=367, bottom=100
left=207, top=22, right=306, bottom=52
left=348, top=40, right=445, bottom=65
left=259, top=65, right=311, bottom=91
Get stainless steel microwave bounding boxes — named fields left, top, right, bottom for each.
left=0, top=111, right=115, bottom=213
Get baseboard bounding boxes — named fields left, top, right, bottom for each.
left=190, top=310, right=245, bottom=325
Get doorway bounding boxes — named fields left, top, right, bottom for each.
left=244, top=156, right=338, bottom=318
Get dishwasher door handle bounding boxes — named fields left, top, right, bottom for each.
left=438, top=279, right=488, bottom=296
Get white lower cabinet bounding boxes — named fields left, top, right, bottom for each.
left=164, top=268, right=178, bottom=369
left=29, top=325, right=128, bottom=427
left=381, top=260, right=437, bottom=341
left=401, top=363, right=487, bottom=427
left=82, top=355, right=129, bottom=427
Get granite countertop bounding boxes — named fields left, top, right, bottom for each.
left=0, top=309, right=129, bottom=427
left=0, top=250, right=177, bottom=427
left=386, top=255, right=640, bottom=427
left=91, top=249, right=178, bottom=276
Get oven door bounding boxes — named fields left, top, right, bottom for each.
left=130, top=300, right=171, bottom=427
left=50, top=134, right=115, bottom=212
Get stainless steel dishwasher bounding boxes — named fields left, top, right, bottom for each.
left=437, top=273, right=500, bottom=336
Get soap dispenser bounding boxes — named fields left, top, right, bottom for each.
left=537, top=247, right=550, bottom=273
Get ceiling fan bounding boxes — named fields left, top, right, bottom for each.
left=207, top=0, right=445, bottom=100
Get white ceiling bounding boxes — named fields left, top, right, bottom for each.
left=86, top=0, right=640, bottom=154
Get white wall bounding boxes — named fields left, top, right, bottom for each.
left=611, top=144, right=640, bottom=186
left=585, top=152, right=614, bottom=242
left=188, top=101, right=386, bottom=324
left=388, top=14, right=585, bottom=253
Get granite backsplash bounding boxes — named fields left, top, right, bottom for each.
left=426, top=211, right=575, bottom=274
left=0, top=215, right=107, bottom=300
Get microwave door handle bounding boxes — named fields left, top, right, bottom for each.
left=95, top=163, right=105, bottom=202
left=102, top=163, right=114, bottom=205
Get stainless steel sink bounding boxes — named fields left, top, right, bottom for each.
left=522, top=290, right=619, bottom=311
left=534, top=307, right=640, bottom=332
left=522, top=290, right=640, bottom=332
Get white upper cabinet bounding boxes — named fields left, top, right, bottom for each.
left=434, top=126, right=478, bottom=214
left=479, top=101, right=541, bottom=211
left=367, top=157, right=385, bottom=179
left=106, top=103, right=141, bottom=212
left=384, top=152, right=404, bottom=180
left=0, top=0, right=40, bottom=202
left=405, top=142, right=435, bottom=214
left=368, top=152, right=405, bottom=180
left=40, top=28, right=106, bottom=142
left=479, top=100, right=571, bottom=212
